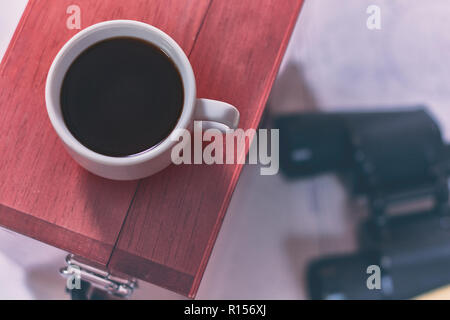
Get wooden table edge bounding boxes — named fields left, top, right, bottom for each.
left=0, top=203, right=112, bottom=265
left=186, top=0, right=305, bottom=298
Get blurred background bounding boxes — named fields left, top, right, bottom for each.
left=2, top=0, right=450, bottom=299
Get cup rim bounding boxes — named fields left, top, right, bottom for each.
left=45, top=20, right=196, bottom=166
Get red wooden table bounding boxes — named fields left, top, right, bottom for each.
left=0, top=0, right=303, bottom=297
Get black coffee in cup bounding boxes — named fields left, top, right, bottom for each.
left=60, top=37, right=184, bottom=157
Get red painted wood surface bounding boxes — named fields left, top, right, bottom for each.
left=108, top=0, right=304, bottom=297
left=0, top=0, right=211, bottom=265
left=0, top=0, right=303, bottom=296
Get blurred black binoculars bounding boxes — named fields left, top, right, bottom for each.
left=275, top=108, right=450, bottom=299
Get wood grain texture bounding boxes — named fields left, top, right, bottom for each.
left=0, top=0, right=302, bottom=296
left=108, top=0, right=304, bottom=297
left=0, top=0, right=211, bottom=265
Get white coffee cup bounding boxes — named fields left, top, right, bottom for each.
left=46, top=20, right=239, bottom=180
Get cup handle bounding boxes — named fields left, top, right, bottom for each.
left=194, top=98, right=240, bottom=132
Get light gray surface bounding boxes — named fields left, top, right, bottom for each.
left=1, top=0, right=449, bottom=299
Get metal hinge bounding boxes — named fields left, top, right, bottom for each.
left=60, top=254, right=137, bottom=298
